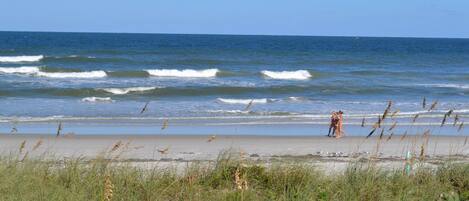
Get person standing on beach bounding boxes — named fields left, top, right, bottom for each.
left=328, top=112, right=339, bottom=137
left=335, top=111, right=344, bottom=138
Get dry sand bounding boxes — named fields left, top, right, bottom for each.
left=1, top=134, right=467, bottom=166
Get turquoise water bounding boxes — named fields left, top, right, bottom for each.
left=0, top=32, right=469, bottom=135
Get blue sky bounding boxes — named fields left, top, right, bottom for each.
left=1, top=0, right=468, bottom=38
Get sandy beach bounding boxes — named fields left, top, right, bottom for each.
left=2, top=134, right=467, bottom=171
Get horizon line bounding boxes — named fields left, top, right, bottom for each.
left=1, top=30, right=468, bottom=40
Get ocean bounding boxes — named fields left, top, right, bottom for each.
left=1, top=31, right=469, bottom=135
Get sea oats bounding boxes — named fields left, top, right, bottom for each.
left=458, top=122, right=464, bottom=132
left=157, top=147, right=169, bottom=154
left=400, top=131, right=408, bottom=141
left=140, top=101, right=149, bottom=114
left=453, top=114, right=459, bottom=126
left=361, top=117, right=365, bottom=127
left=32, top=139, right=43, bottom=151
left=428, top=101, right=438, bottom=111
left=56, top=122, right=62, bottom=137
left=422, top=97, right=426, bottom=109
left=103, top=174, right=114, bottom=201
left=207, top=135, right=216, bottom=142
left=161, top=119, right=169, bottom=130
left=19, top=140, right=26, bottom=154
left=412, top=114, right=420, bottom=123
left=367, top=128, right=377, bottom=138
left=388, top=121, right=397, bottom=131
left=110, top=141, right=122, bottom=152
left=244, top=99, right=254, bottom=111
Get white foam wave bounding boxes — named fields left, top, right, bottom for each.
left=0, top=55, right=44, bottom=63
left=146, top=68, right=219, bottom=78
left=261, top=70, right=312, bottom=80
left=36, top=70, right=107, bottom=78
left=81, top=97, right=113, bottom=102
left=0, top=66, right=40, bottom=74
left=418, top=84, right=469, bottom=89
left=206, top=110, right=251, bottom=114
left=101, top=87, right=157, bottom=95
left=216, top=98, right=271, bottom=104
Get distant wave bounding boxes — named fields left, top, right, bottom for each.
left=36, top=70, right=107, bottom=78
left=216, top=98, right=273, bottom=104
left=146, top=68, right=219, bottom=78
left=0, top=55, right=44, bottom=63
left=100, top=87, right=157, bottom=95
left=0, top=66, right=107, bottom=78
left=0, top=66, right=40, bottom=74
left=81, top=97, right=113, bottom=102
left=419, top=83, right=469, bottom=90
left=261, top=70, right=312, bottom=80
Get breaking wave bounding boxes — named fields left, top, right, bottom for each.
left=261, top=70, right=312, bottom=80
left=0, top=55, right=44, bottom=63
left=100, top=87, right=157, bottom=95
left=216, top=98, right=273, bottom=104
left=146, top=68, right=219, bottom=78
left=36, top=71, right=107, bottom=78
left=81, top=97, right=113, bottom=102
left=0, top=66, right=40, bottom=74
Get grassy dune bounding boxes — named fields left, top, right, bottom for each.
left=0, top=153, right=467, bottom=201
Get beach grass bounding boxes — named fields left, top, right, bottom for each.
left=0, top=153, right=467, bottom=201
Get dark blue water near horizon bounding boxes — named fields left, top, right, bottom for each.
left=1, top=31, right=469, bottom=127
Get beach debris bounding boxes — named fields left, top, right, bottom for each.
left=19, top=140, right=26, bottom=154
left=207, top=135, right=216, bottom=142
left=453, top=114, right=459, bottom=126
left=458, top=122, right=464, bottom=132
left=422, top=97, right=426, bottom=109
left=412, top=114, right=419, bottom=123
left=157, top=147, right=169, bottom=154
left=388, top=121, right=397, bottom=131
left=161, top=119, right=169, bottom=130
left=234, top=167, right=248, bottom=190
left=366, top=128, right=377, bottom=138
left=404, top=151, right=413, bottom=176
left=103, top=174, right=114, bottom=201
left=361, top=117, right=365, bottom=127
left=428, top=100, right=438, bottom=112
left=244, top=99, right=254, bottom=111
left=56, top=122, right=62, bottom=137
left=32, top=139, right=43, bottom=151
left=140, top=101, right=150, bottom=114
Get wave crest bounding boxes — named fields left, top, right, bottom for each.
left=101, top=87, right=157, bottom=95
left=261, top=70, right=312, bottom=80
left=0, top=66, right=40, bottom=74
left=81, top=97, right=113, bottom=102
left=216, top=98, right=273, bottom=104
left=0, top=55, right=44, bottom=63
left=36, top=71, right=107, bottom=78
left=146, top=68, right=219, bottom=78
